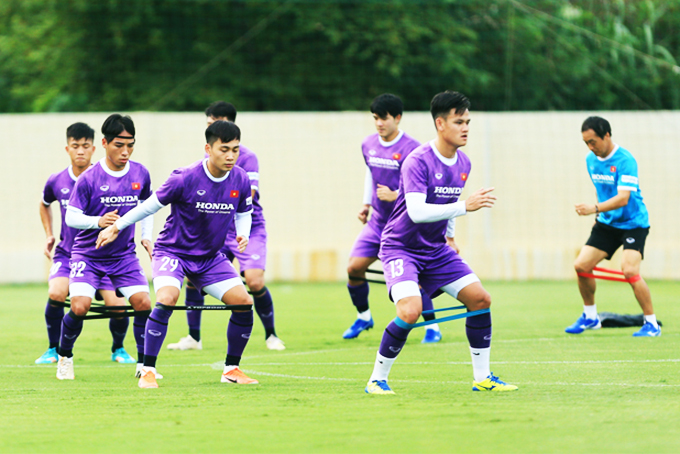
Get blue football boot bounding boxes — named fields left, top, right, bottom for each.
left=35, top=347, right=58, bottom=364
left=565, top=313, right=601, bottom=334
left=342, top=318, right=374, bottom=339
left=632, top=321, right=661, bottom=337
left=365, top=380, right=395, bottom=394
left=112, top=347, right=136, bottom=363
left=421, top=328, right=442, bottom=343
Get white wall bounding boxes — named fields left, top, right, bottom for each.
left=1, top=111, right=678, bottom=283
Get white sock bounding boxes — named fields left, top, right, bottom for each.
left=357, top=309, right=372, bottom=321
left=426, top=323, right=440, bottom=332
left=142, top=366, right=156, bottom=374
left=223, top=365, right=238, bottom=374
left=470, top=347, right=491, bottom=383
left=644, top=314, right=659, bottom=328
left=369, top=353, right=395, bottom=383
left=583, top=305, right=598, bottom=320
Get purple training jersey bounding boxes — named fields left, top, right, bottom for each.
left=380, top=141, right=472, bottom=252
left=69, top=159, right=152, bottom=259
left=42, top=166, right=79, bottom=257
left=362, top=131, right=421, bottom=229
left=154, top=159, right=252, bottom=258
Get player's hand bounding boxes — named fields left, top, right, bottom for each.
left=464, top=187, right=496, bottom=212
left=98, top=209, right=119, bottom=228
left=44, top=235, right=55, bottom=259
left=574, top=203, right=597, bottom=216
left=236, top=235, right=249, bottom=253
left=357, top=205, right=370, bottom=224
left=141, top=239, right=153, bottom=260
left=446, top=236, right=460, bottom=253
left=376, top=184, right=398, bottom=202
left=96, top=225, right=120, bottom=249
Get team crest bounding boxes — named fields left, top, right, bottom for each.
left=461, top=173, right=468, bottom=181
left=197, top=190, right=206, bottom=196
left=610, top=166, right=616, bottom=173
left=131, top=182, right=141, bottom=190
left=100, top=185, right=109, bottom=191
left=392, top=153, right=402, bottom=160
left=230, top=190, right=239, bottom=198
left=435, top=173, right=443, bottom=180
left=369, top=150, right=376, bottom=155
left=60, top=188, right=70, bottom=194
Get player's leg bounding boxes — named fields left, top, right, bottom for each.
left=36, top=274, right=69, bottom=364
left=344, top=256, right=378, bottom=339
left=568, top=245, right=609, bottom=333
left=444, top=278, right=516, bottom=391
left=245, top=268, right=283, bottom=350
left=57, top=288, right=93, bottom=380
left=202, top=279, right=258, bottom=384
left=100, top=276, right=136, bottom=363
left=167, top=279, right=204, bottom=351
left=366, top=280, right=421, bottom=395
left=139, top=281, right=178, bottom=388
left=621, top=245, right=660, bottom=337
left=420, top=288, right=441, bottom=344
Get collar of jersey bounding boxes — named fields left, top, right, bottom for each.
left=202, top=158, right=230, bottom=182
left=378, top=130, right=404, bottom=148
left=596, top=143, right=619, bottom=162
left=67, top=165, right=78, bottom=182
left=99, top=158, right=130, bottom=177
left=429, top=140, right=458, bottom=166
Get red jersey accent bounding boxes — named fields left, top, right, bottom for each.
left=461, top=173, right=468, bottom=181
left=131, top=182, right=141, bottom=190
left=392, top=153, right=402, bottom=160
left=230, top=190, right=239, bottom=198
left=610, top=166, right=616, bottom=173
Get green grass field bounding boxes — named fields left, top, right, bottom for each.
left=1, top=280, right=679, bottom=453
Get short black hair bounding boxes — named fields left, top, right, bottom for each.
left=101, top=114, right=135, bottom=142
left=205, top=120, right=241, bottom=146
left=66, top=122, right=94, bottom=142
left=370, top=93, right=403, bottom=119
left=581, top=116, right=611, bottom=139
left=205, top=101, right=237, bottom=122
left=430, top=91, right=471, bottom=123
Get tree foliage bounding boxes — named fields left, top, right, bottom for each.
left=1, top=0, right=679, bottom=112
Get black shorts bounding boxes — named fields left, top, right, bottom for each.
left=585, top=221, right=649, bottom=259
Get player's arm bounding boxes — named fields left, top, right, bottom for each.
left=445, top=219, right=459, bottom=253
left=96, top=194, right=164, bottom=249
left=575, top=189, right=630, bottom=216
left=234, top=210, right=252, bottom=253
left=405, top=187, right=496, bottom=223
left=39, top=200, right=55, bottom=259
left=358, top=167, right=373, bottom=224
left=66, top=206, right=119, bottom=229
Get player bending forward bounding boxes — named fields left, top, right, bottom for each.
left=365, top=91, right=517, bottom=394
left=97, top=120, right=258, bottom=388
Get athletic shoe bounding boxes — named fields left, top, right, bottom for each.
left=632, top=322, right=662, bottom=337
left=35, top=347, right=58, bottom=364
left=138, top=368, right=159, bottom=389
left=564, top=313, right=601, bottom=334
left=342, top=318, right=374, bottom=339
left=265, top=334, right=286, bottom=351
left=135, top=363, right=164, bottom=379
left=421, top=329, right=442, bottom=344
left=167, top=335, right=202, bottom=350
left=111, top=347, right=136, bottom=364
left=365, top=380, right=395, bottom=395
left=472, top=373, right=518, bottom=392
left=56, top=356, right=74, bottom=380
left=221, top=367, right=259, bottom=384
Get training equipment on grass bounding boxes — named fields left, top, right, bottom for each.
left=348, top=268, right=386, bottom=285
left=577, top=266, right=641, bottom=283
left=52, top=300, right=251, bottom=320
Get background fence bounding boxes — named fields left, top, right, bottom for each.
left=1, top=111, right=679, bottom=283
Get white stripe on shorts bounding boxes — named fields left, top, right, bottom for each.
left=69, top=282, right=97, bottom=299
left=118, top=285, right=149, bottom=300
left=390, top=280, right=421, bottom=303
left=203, top=277, right=244, bottom=301
left=440, top=273, right=480, bottom=299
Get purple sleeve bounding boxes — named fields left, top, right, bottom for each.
left=68, top=174, right=92, bottom=212
left=141, top=169, right=153, bottom=200
left=241, top=154, right=259, bottom=190
left=42, top=176, right=56, bottom=205
left=402, top=156, right=428, bottom=194
left=237, top=174, right=253, bottom=214
left=155, top=170, right=184, bottom=206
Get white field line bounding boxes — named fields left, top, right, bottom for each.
left=242, top=358, right=680, bottom=366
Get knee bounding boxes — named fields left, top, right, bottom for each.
left=622, top=266, right=640, bottom=281
left=234, top=294, right=253, bottom=307
left=469, top=292, right=491, bottom=311
left=48, top=289, right=68, bottom=302
left=131, top=296, right=152, bottom=311
left=246, top=277, right=265, bottom=294
left=397, top=304, right=421, bottom=325
left=70, top=304, right=89, bottom=317
left=574, top=260, right=592, bottom=274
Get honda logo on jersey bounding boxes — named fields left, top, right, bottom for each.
left=131, top=182, right=141, bottom=190
left=230, top=190, right=239, bottom=198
